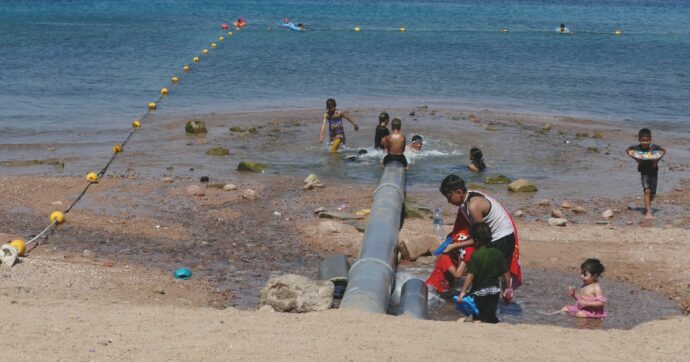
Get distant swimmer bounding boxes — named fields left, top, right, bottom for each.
left=410, top=135, right=423, bottom=152
left=558, top=23, right=570, bottom=33
left=233, top=17, right=247, bottom=28
left=280, top=18, right=306, bottom=31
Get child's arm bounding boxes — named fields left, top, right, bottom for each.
left=319, top=117, right=327, bottom=143
left=458, top=273, right=474, bottom=299
left=447, top=261, right=466, bottom=279
left=443, top=239, right=474, bottom=254
left=341, top=113, right=359, bottom=131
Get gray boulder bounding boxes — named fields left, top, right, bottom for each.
left=259, top=274, right=334, bottom=312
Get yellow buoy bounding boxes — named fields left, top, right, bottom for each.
left=211, top=43, right=217, bottom=48
left=219, top=36, right=225, bottom=41
left=148, top=102, right=157, bottom=110
left=183, top=65, right=190, bottom=72
left=193, top=56, right=200, bottom=63
left=171, top=76, right=179, bottom=83
left=614, top=30, right=622, bottom=36
left=160, top=87, right=169, bottom=96
left=354, top=26, right=361, bottom=32
left=10, top=240, right=26, bottom=256
left=112, top=144, right=123, bottom=153
left=132, top=120, right=141, bottom=128
left=50, top=211, right=65, bottom=224
left=202, top=49, right=209, bottom=55
left=86, top=172, right=98, bottom=182
left=399, top=27, right=406, bottom=32
left=228, top=31, right=233, bottom=36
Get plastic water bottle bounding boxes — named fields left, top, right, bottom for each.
left=433, top=208, right=445, bottom=240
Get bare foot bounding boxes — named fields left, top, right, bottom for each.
left=644, top=212, right=654, bottom=220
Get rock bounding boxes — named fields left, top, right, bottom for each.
left=572, top=206, right=586, bottom=214
left=404, top=206, right=424, bottom=219
left=258, top=274, right=334, bottom=312
left=206, top=147, right=230, bottom=156
left=318, top=211, right=362, bottom=221
left=543, top=124, right=552, bottom=131
left=508, top=179, right=538, bottom=193
left=355, top=209, right=371, bottom=217
left=675, top=187, right=683, bottom=192
left=185, top=120, right=207, bottom=134
left=341, top=220, right=366, bottom=233
left=258, top=305, right=275, bottom=312
left=596, top=221, right=609, bottom=225
left=303, top=173, right=324, bottom=190
left=398, top=236, right=438, bottom=261
left=537, top=199, right=550, bottom=206
left=82, top=249, right=94, bottom=257
left=551, top=210, right=566, bottom=219
left=587, top=147, right=599, bottom=153
left=162, top=177, right=174, bottom=183
left=316, top=220, right=345, bottom=234
left=409, top=111, right=416, bottom=116
left=560, top=202, right=573, bottom=209
left=513, top=210, right=524, bottom=217
left=602, top=209, right=614, bottom=219
left=50, top=200, right=63, bottom=206
left=186, top=185, right=205, bottom=196
left=223, top=183, right=237, bottom=191
left=592, top=130, right=603, bottom=139
left=415, top=256, right=436, bottom=266
left=575, top=132, right=589, bottom=138
left=313, top=207, right=325, bottom=215
left=548, top=218, right=568, bottom=227
left=241, top=189, right=258, bottom=200
left=229, top=126, right=245, bottom=132
left=484, top=175, right=512, bottom=184
left=237, top=161, right=269, bottom=173
left=1, top=244, right=19, bottom=267
left=248, top=127, right=258, bottom=134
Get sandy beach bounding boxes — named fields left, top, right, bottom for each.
left=2, top=108, right=690, bottom=360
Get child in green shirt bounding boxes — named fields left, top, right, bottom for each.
left=458, top=222, right=512, bottom=323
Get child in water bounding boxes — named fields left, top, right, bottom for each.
left=468, top=147, right=486, bottom=172
left=381, top=118, right=408, bottom=169
left=560, top=259, right=607, bottom=318
left=458, top=223, right=512, bottom=323
left=409, top=135, right=423, bottom=152
left=374, top=112, right=390, bottom=149
left=319, top=98, right=359, bottom=152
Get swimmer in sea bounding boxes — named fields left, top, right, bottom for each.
left=319, top=98, right=359, bottom=152
left=559, top=23, right=570, bottom=33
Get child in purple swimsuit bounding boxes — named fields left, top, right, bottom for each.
left=561, top=258, right=607, bottom=318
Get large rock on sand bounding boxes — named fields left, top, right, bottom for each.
left=237, top=161, right=269, bottom=173
left=508, top=179, right=538, bottom=193
left=259, top=274, right=333, bottom=312
left=398, top=235, right=439, bottom=261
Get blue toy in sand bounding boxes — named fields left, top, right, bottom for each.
left=453, top=295, right=479, bottom=316
left=173, top=267, right=193, bottom=280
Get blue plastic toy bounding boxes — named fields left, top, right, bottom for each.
left=453, top=295, right=479, bottom=316
left=433, top=235, right=453, bottom=256
left=173, top=267, right=192, bottom=280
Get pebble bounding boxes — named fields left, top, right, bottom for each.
left=560, top=201, right=572, bottom=209
left=513, top=210, right=524, bottom=217
left=50, top=201, right=63, bottom=206
left=572, top=206, right=586, bottom=214
left=162, top=177, right=174, bottom=183
left=537, top=199, right=550, bottom=206
left=186, top=185, right=204, bottom=196
left=551, top=210, right=565, bottom=218
left=82, top=249, right=94, bottom=257
left=242, top=189, right=258, bottom=200
left=675, top=187, right=683, bottom=192
left=602, top=209, right=614, bottom=219
left=548, top=218, right=568, bottom=227
left=596, top=221, right=609, bottom=225
left=223, top=183, right=238, bottom=191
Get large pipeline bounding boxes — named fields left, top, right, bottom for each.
left=340, top=162, right=406, bottom=313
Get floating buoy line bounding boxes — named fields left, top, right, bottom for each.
left=5, top=26, right=240, bottom=260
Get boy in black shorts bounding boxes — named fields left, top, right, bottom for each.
left=626, top=128, right=666, bottom=219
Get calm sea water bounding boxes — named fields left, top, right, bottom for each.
left=1, top=0, right=688, bottom=137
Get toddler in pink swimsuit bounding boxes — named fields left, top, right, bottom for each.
left=561, top=258, right=607, bottom=318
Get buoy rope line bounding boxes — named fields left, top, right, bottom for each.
left=13, top=27, right=241, bottom=256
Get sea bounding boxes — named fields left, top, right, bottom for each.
left=1, top=0, right=689, bottom=187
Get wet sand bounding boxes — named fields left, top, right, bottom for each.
left=1, top=107, right=690, bottom=359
